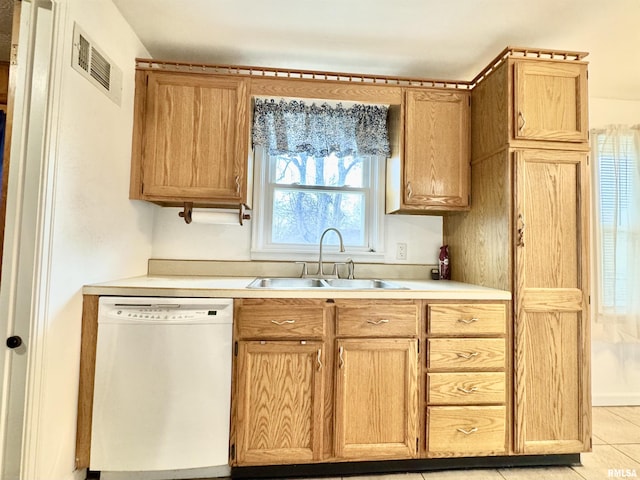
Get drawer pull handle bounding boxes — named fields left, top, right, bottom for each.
left=518, top=111, right=526, bottom=132
left=457, top=386, right=479, bottom=394
left=456, top=351, right=480, bottom=359
left=367, top=319, right=390, bottom=325
left=338, top=346, right=345, bottom=369
left=317, top=348, right=323, bottom=371
left=458, top=318, right=479, bottom=324
left=271, top=319, right=296, bottom=325
left=517, top=213, right=526, bottom=247
left=457, top=427, right=479, bottom=435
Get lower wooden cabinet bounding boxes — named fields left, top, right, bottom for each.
left=334, top=338, right=419, bottom=459
left=230, top=297, right=588, bottom=467
left=235, top=341, right=325, bottom=464
left=427, top=406, right=507, bottom=456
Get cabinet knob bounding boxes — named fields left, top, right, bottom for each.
left=6, top=336, right=23, bottom=349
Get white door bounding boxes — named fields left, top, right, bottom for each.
left=0, top=2, right=52, bottom=479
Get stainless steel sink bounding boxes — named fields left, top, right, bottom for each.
left=323, top=278, right=407, bottom=290
left=246, top=277, right=408, bottom=290
left=247, top=278, right=326, bottom=289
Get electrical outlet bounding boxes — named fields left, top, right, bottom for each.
left=396, top=242, right=407, bottom=260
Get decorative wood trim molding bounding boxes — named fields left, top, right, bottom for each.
left=471, top=46, right=589, bottom=88
left=136, top=46, right=589, bottom=93
left=135, top=58, right=474, bottom=90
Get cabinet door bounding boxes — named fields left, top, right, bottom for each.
left=402, top=89, right=470, bottom=211
left=513, top=149, right=590, bottom=454
left=235, top=341, right=324, bottom=465
left=335, top=338, right=418, bottom=459
left=513, top=61, right=588, bottom=142
left=139, top=71, right=248, bottom=203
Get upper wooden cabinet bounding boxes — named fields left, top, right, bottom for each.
left=129, top=70, right=250, bottom=206
left=513, top=61, right=588, bottom=143
left=472, top=57, right=589, bottom=160
left=387, top=89, right=470, bottom=213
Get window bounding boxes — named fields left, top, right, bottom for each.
left=592, top=127, right=640, bottom=313
left=250, top=99, right=388, bottom=260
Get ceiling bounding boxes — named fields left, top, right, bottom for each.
left=111, top=0, right=640, bottom=101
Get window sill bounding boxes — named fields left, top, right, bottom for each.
left=250, top=249, right=386, bottom=264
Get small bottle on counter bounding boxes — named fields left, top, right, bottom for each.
left=438, top=245, right=450, bottom=280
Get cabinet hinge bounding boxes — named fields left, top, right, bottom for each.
left=230, top=443, right=236, bottom=461
left=234, top=341, right=238, bottom=356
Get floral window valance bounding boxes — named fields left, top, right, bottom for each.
left=252, top=99, right=390, bottom=157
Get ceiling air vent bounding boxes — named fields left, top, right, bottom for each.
left=72, top=23, right=122, bottom=106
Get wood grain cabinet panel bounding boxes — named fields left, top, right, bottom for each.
left=514, top=149, right=591, bottom=454
left=335, top=302, right=418, bottom=337
left=427, top=338, right=505, bottom=371
left=513, top=61, right=588, bottom=142
left=130, top=70, right=249, bottom=205
left=235, top=341, right=324, bottom=465
left=335, top=338, right=419, bottom=460
left=427, top=406, right=507, bottom=456
left=427, top=372, right=506, bottom=405
left=236, top=299, right=326, bottom=339
left=428, top=303, right=506, bottom=336
left=387, top=88, right=470, bottom=213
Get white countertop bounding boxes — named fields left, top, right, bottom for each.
left=83, top=275, right=511, bottom=300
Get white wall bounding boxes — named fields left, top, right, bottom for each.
left=151, top=207, right=443, bottom=265
left=30, top=0, right=153, bottom=478
left=589, top=96, right=640, bottom=406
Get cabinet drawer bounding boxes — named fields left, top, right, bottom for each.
left=427, top=338, right=505, bottom=370
left=428, top=304, right=506, bottom=336
left=427, top=406, right=506, bottom=456
left=427, top=372, right=505, bottom=405
left=236, top=300, right=326, bottom=339
left=336, top=303, right=418, bottom=337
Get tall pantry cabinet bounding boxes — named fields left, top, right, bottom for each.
left=444, top=52, right=591, bottom=454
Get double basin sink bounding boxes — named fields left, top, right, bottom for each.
left=247, top=277, right=408, bottom=290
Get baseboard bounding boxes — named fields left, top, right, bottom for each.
left=593, top=393, right=640, bottom=406
left=231, top=454, right=581, bottom=479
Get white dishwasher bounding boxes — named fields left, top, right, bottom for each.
left=90, top=297, right=233, bottom=473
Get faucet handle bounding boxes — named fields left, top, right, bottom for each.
left=295, top=261, right=309, bottom=278
left=331, top=263, right=344, bottom=278
left=346, top=258, right=355, bottom=279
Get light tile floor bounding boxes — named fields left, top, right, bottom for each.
left=236, top=406, right=640, bottom=480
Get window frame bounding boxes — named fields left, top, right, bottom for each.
left=250, top=146, right=386, bottom=262
left=592, top=129, right=639, bottom=318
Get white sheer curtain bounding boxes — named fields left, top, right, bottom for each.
left=591, top=125, right=640, bottom=342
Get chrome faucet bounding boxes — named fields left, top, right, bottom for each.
left=317, top=228, right=345, bottom=278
